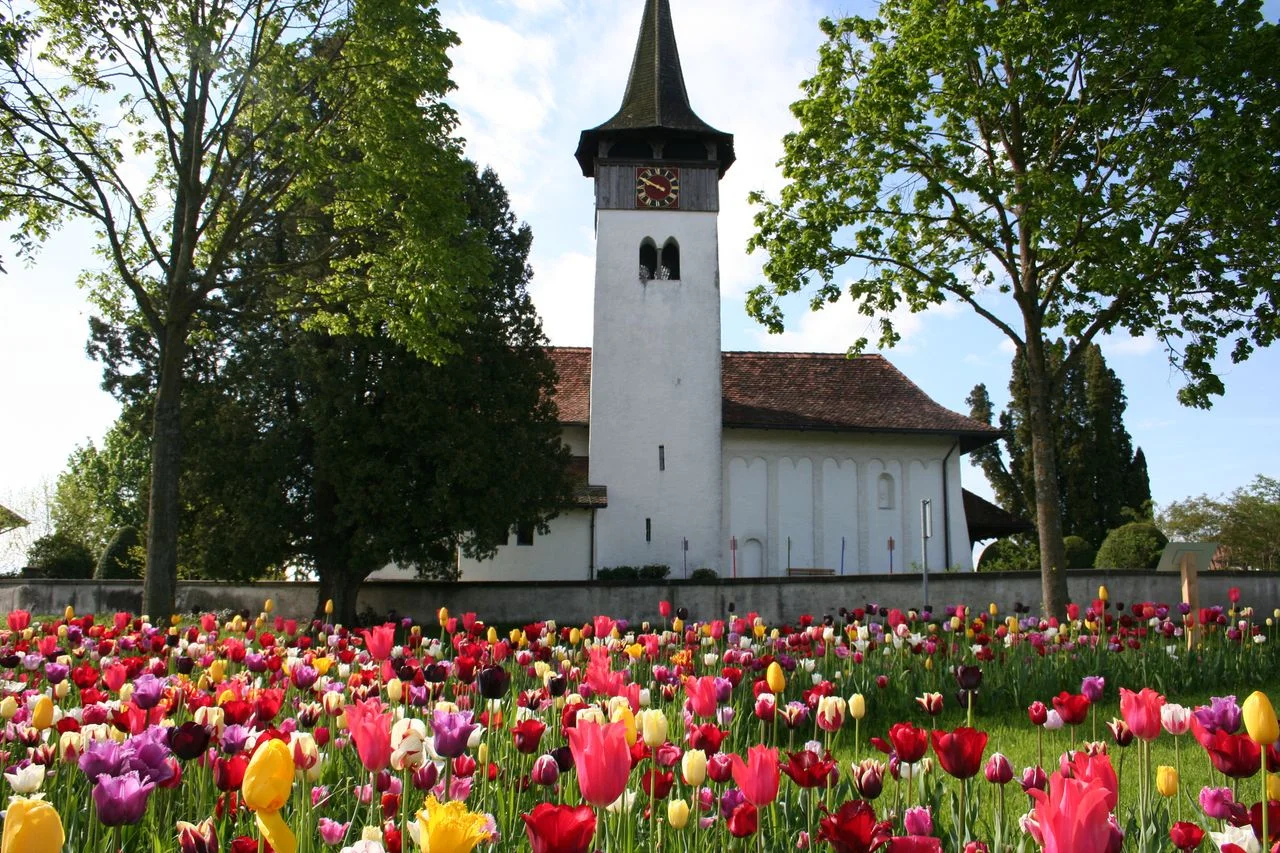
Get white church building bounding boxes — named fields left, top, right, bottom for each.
left=451, top=0, right=1014, bottom=583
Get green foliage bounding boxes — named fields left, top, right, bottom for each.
left=23, top=531, right=94, bottom=579
left=1062, top=536, right=1097, bottom=570
left=50, top=421, right=149, bottom=556
left=94, top=527, right=144, bottom=580
left=689, top=568, right=718, bottom=581
left=1095, top=522, right=1169, bottom=570
left=976, top=537, right=1038, bottom=573
left=597, top=565, right=671, bottom=581
left=968, top=343, right=1151, bottom=549
left=1159, top=475, right=1280, bottom=570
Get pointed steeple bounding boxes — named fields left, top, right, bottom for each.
left=575, top=0, right=734, bottom=177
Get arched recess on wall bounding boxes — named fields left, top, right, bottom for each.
left=661, top=238, right=680, bottom=279
left=639, top=238, right=658, bottom=281
left=877, top=473, right=895, bottom=509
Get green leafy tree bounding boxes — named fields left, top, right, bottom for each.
left=1160, top=475, right=1280, bottom=570
left=967, top=342, right=1150, bottom=551
left=23, top=531, right=94, bottom=578
left=0, top=0, right=491, bottom=619
left=50, top=421, right=149, bottom=557
left=91, top=166, right=573, bottom=623
left=748, top=0, right=1280, bottom=616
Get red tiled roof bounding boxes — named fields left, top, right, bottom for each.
left=546, top=348, right=999, bottom=451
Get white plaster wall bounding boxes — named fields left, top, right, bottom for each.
left=727, top=457, right=767, bottom=577
left=456, top=511, right=593, bottom=582
left=777, top=457, right=814, bottom=572
left=722, top=431, right=976, bottom=576
left=589, top=208, right=722, bottom=577
left=822, top=458, right=858, bottom=573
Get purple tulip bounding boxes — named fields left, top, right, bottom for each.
left=719, top=787, right=746, bottom=819
left=92, top=771, right=155, bottom=826
left=43, top=663, right=69, bottom=685
left=530, top=754, right=559, bottom=787
left=290, top=664, right=319, bottom=691
left=131, top=674, right=166, bottom=710
left=80, top=739, right=129, bottom=783
left=430, top=710, right=477, bottom=759
left=1199, top=786, right=1249, bottom=823
left=221, top=724, right=253, bottom=755
left=1192, top=696, right=1242, bottom=734
left=127, top=729, right=175, bottom=786
left=1080, top=676, right=1105, bottom=703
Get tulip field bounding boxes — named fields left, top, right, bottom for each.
left=0, top=589, right=1278, bottom=852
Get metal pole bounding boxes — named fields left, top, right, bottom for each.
left=683, top=537, right=688, bottom=579
left=921, top=499, right=932, bottom=607
left=787, top=536, right=792, bottom=571
left=840, top=536, right=846, bottom=576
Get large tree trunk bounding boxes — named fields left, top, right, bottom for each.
left=1024, top=341, right=1069, bottom=619
left=142, top=321, right=187, bottom=621
left=315, top=565, right=360, bottom=626
left=311, top=476, right=363, bottom=626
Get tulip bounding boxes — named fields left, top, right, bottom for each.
left=1156, top=765, right=1179, bottom=797
left=316, top=818, right=348, bottom=847
left=176, top=818, right=218, bottom=853
left=765, top=662, right=786, bottom=693
left=1243, top=691, right=1279, bottom=745
left=30, top=695, right=54, bottom=730
left=430, top=709, right=478, bottom=760
left=637, top=709, right=667, bottom=749
left=1029, top=771, right=1114, bottom=852
left=984, top=752, right=1013, bottom=785
left=1027, top=701, right=1048, bottom=726
left=818, top=800, right=892, bottom=852
left=359, top=623, right=395, bottom=662
left=1119, top=687, right=1166, bottom=742
left=530, top=754, right=560, bottom=787
left=851, top=758, right=885, bottom=799
left=92, top=770, right=155, bottom=826
left=522, top=803, right=596, bottom=853
left=816, top=695, right=847, bottom=732
left=567, top=720, right=631, bottom=808
left=884, top=722, right=930, bottom=764
left=726, top=802, right=758, bottom=837
left=417, top=795, right=489, bottom=853
left=931, top=726, right=988, bottom=779
left=243, top=739, right=295, bottom=813
left=4, top=762, right=45, bottom=794
left=1161, top=703, right=1192, bottom=736
left=849, top=693, right=866, bottom=720
left=903, top=805, right=933, bottom=836
left=915, top=693, right=944, bottom=716
left=685, top=676, right=720, bottom=718
left=0, top=795, right=64, bottom=853
left=729, top=745, right=780, bottom=806
left=1168, top=821, right=1205, bottom=852
left=668, top=799, right=690, bottom=829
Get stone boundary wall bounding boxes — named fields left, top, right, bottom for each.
left=0, top=570, right=1273, bottom=626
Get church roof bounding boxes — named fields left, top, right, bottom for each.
left=548, top=348, right=1000, bottom=452
left=574, top=0, right=735, bottom=176
left=0, top=503, right=27, bottom=536
left=963, top=489, right=1035, bottom=540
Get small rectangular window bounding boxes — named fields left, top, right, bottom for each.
left=658, top=445, right=665, bottom=471
left=516, top=522, right=535, bottom=546
left=645, top=518, right=652, bottom=543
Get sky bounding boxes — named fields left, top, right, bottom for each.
left=1, top=0, right=1278, bottom=567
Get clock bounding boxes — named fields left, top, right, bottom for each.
left=635, top=166, right=680, bottom=209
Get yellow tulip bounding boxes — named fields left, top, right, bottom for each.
left=988, top=603, right=998, bottom=617
left=54, top=682, right=69, bottom=701
left=569, top=628, right=582, bottom=646
left=477, top=742, right=489, bottom=767
left=1156, top=765, right=1178, bottom=798
left=255, top=810, right=297, bottom=853
left=765, top=662, right=786, bottom=694
left=243, top=739, right=295, bottom=812
left=668, top=799, right=690, bottom=829
left=849, top=693, right=866, bottom=721
left=1243, top=691, right=1279, bottom=745
left=487, top=627, right=498, bottom=644
left=64, top=606, right=75, bottom=621
left=0, top=696, right=17, bottom=720
left=264, top=598, right=275, bottom=613
left=510, top=629, right=525, bottom=646
left=0, top=796, right=64, bottom=853
left=313, top=657, right=332, bottom=677
left=324, top=600, right=334, bottom=616
left=30, top=695, right=54, bottom=731
left=638, top=709, right=668, bottom=748
left=437, top=607, right=449, bottom=627
left=682, top=749, right=707, bottom=787
left=1268, top=772, right=1280, bottom=803
left=671, top=618, right=683, bottom=634
left=387, top=678, right=403, bottom=704
left=1098, top=585, right=1109, bottom=602
left=416, top=795, right=490, bottom=853
left=611, top=704, right=637, bottom=747
left=208, top=660, right=227, bottom=683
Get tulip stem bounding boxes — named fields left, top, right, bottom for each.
left=1262, top=750, right=1269, bottom=853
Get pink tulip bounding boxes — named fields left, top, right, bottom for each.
left=1161, top=703, right=1192, bottom=736
left=359, top=624, right=395, bottom=662
left=1068, top=751, right=1118, bottom=811
left=567, top=720, right=631, bottom=808
left=344, top=697, right=392, bottom=773
left=1029, top=771, right=1114, bottom=853
left=685, top=676, right=720, bottom=719
left=1119, top=687, right=1165, bottom=742
left=729, top=745, right=780, bottom=806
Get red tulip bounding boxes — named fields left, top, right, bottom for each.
left=659, top=601, right=672, bottom=619
left=1068, top=751, right=1118, bottom=811
left=522, top=803, right=596, bottom=853
left=6, top=610, right=30, bottom=632
left=688, top=723, right=728, bottom=754
left=512, top=719, right=547, bottom=754
left=212, top=754, right=247, bottom=792
left=886, top=722, right=930, bottom=764
left=727, top=802, right=759, bottom=837
left=344, top=697, right=392, bottom=773
left=1028, top=701, right=1048, bottom=726
left=1051, top=692, right=1090, bottom=726
left=1119, top=688, right=1166, bottom=742
left=780, top=749, right=838, bottom=789
left=1250, top=801, right=1280, bottom=846
left=359, top=624, right=395, bottom=662
left=729, top=745, right=780, bottom=806
left=685, top=676, right=720, bottom=718
left=817, top=800, right=892, bottom=853
left=640, top=768, right=674, bottom=798
left=567, top=720, right=631, bottom=807
left=1191, top=717, right=1261, bottom=778
left=930, top=727, right=988, bottom=779
left=1168, top=821, right=1205, bottom=851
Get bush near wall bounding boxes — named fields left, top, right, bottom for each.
left=1094, top=521, right=1168, bottom=570
left=597, top=564, right=671, bottom=580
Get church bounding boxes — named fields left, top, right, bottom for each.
left=453, top=0, right=1009, bottom=583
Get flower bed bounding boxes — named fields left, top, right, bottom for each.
left=0, top=589, right=1277, bottom=852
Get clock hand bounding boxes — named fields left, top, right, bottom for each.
left=639, top=177, right=666, bottom=191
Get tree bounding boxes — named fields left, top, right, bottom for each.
left=1160, top=475, right=1280, bottom=570
left=50, top=421, right=149, bottom=557
left=1094, top=521, right=1168, bottom=570
left=0, top=0, right=492, bottom=618
left=23, top=530, right=94, bottom=578
left=967, top=342, right=1150, bottom=550
left=91, top=166, right=574, bottom=623
left=747, top=0, right=1280, bottom=617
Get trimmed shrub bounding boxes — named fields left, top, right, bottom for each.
left=976, top=537, right=1038, bottom=572
left=24, top=531, right=95, bottom=579
left=1063, top=536, right=1097, bottom=569
left=596, top=566, right=638, bottom=580
left=689, top=567, right=718, bottom=581
left=95, top=526, right=144, bottom=579
left=1094, top=522, right=1168, bottom=570
left=637, top=564, right=670, bottom=580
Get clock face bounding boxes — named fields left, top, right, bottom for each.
left=635, top=166, right=680, bottom=209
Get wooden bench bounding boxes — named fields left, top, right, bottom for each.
left=786, top=567, right=836, bottom=578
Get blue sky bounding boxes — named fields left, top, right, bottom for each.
left=1, top=0, right=1277, bottom=565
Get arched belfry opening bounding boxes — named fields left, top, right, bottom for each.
left=660, top=238, right=680, bottom=280
left=639, top=238, right=658, bottom=281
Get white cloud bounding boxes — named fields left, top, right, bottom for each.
left=528, top=245, right=594, bottom=346
left=1101, top=333, right=1159, bottom=357
left=746, top=296, right=926, bottom=354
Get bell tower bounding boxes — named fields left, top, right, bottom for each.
left=575, top=0, right=734, bottom=577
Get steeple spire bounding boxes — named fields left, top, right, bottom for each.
left=575, top=0, right=734, bottom=177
